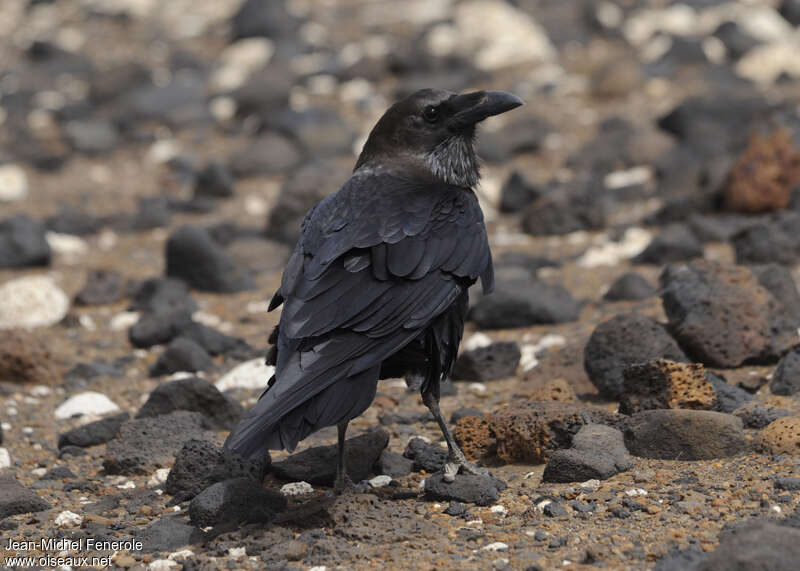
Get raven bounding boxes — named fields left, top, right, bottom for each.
left=225, top=88, right=523, bottom=489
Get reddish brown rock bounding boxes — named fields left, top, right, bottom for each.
left=528, top=378, right=576, bottom=402
left=453, top=415, right=494, bottom=463
left=485, top=401, right=615, bottom=464
left=619, top=360, right=716, bottom=415
left=723, top=130, right=800, bottom=214
left=0, top=329, right=58, bottom=385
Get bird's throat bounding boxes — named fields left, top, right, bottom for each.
left=425, top=134, right=480, bottom=189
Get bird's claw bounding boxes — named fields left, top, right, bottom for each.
left=334, top=475, right=369, bottom=495
left=442, top=452, right=489, bottom=483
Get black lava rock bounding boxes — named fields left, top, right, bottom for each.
left=39, top=467, right=76, bottom=480
left=63, top=119, right=118, bottom=155
left=58, top=412, right=130, bottom=449
left=136, top=517, right=208, bottom=553
left=178, top=321, right=252, bottom=358
left=771, top=348, right=800, bottom=396
left=165, top=225, right=255, bottom=293
left=522, top=184, right=606, bottom=236
left=654, top=546, right=706, bottom=571
left=126, top=196, right=172, bottom=231
left=469, top=278, right=580, bottom=329
left=0, top=478, right=50, bottom=519
left=228, top=132, right=303, bottom=177
left=713, top=21, right=761, bottom=60
left=119, top=77, right=209, bottom=127
left=424, top=473, right=506, bottom=506
left=451, top=408, right=483, bottom=424
left=633, top=224, right=703, bottom=264
left=780, top=0, right=800, bottom=26
left=0, top=215, right=51, bottom=268
left=404, top=437, right=447, bottom=473
left=166, top=439, right=269, bottom=501
left=604, top=272, right=657, bottom=301
left=267, top=107, right=355, bottom=157
left=149, top=337, right=213, bottom=376
left=706, top=372, right=755, bottom=413
left=271, top=428, right=389, bottom=485
left=733, top=402, right=791, bottom=429
left=46, top=205, right=101, bottom=235
left=230, top=0, right=300, bottom=40
left=543, top=424, right=633, bottom=483
left=499, top=171, right=542, bottom=213
left=74, top=269, right=124, bottom=306
left=103, top=411, right=215, bottom=475
left=775, top=477, right=800, bottom=491
left=623, top=410, right=748, bottom=460
left=703, top=520, right=800, bottom=571
left=452, top=342, right=520, bottom=381
left=751, top=264, right=800, bottom=323
left=189, top=478, right=286, bottom=527
left=129, top=278, right=197, bottom=315
left=377, top=450, right=414, bottom=479
left=194, top=161, right=235, bottom=199
left=137, top=377, right=243, bottom=429
left=732, top=212, right=800, bottom=266
left=129, top=309, right=194, bottom=348
left=584, top=313, right=688, bottom=399
left=231, top=68, right=293, bottom=118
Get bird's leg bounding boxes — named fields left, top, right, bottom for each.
left=333, top=421, right=355, bottom=494
left=421, top=381, right=487, bottom=483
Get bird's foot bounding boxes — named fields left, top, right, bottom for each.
left=333, top=473, right=356, bottom=495
left=442, top=451, right=489, bottom=483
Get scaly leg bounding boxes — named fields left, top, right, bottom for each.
left=333, top=421, right=355, bottom=494
left=421, top=380, right=487, bottom=483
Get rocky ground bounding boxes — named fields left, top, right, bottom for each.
left=1, top=0, right=800, bottom=569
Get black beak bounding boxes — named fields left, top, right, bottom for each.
left=449, top=90, right=524, bottom=129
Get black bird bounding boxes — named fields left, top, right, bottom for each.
left=224, top=88, right=523, bottom=490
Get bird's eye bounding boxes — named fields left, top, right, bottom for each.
left=423, top=105, right=440, bottom=123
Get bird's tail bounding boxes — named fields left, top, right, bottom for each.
left=224, top=363, right=381, bottom=459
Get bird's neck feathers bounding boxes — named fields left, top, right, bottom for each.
left=424, top=133, right=480, bottom=189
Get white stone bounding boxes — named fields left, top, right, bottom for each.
left=490, top=505, right=507, bottom=515
left=46, top=232, right=88, bottom=261
left=147, top=139, right=181, bottom=164
left=280, top=481, right=313, bottom=496
left=455, top=0, right=555, bottom=70
left=580, top=479, right=601, bottom=491
left=117, top=480, right=136, bottom=489
left=31, top=467, right=47, bottom=477
left=736, top=40, right=800, bottom=84
left=210, top=96, right=237, bottom=122
left=368, top=475, right=392, bottom=488
left=55, top=391, right=120, bottom=420
left=216, top=359, right=274, bottom=391
left=0, top=163, right=28, bottom=202
left=468, top=382, right=487, bottom=395
left=463, top=332, right=493, bottom=351
left=0, top=275, right=70, bottom=329
left=603, top=166, right=652, bottom=190
left=482, top=542, right=509, bottom=552
left=219, top=37, right=273, bottom=72
left=167, top=549, right=194, bottom=560
left=244, top=195, right=268, bottom=217
left=55, top=510, right=83, bottom=528
left=30, top=385, right=52, bottom=397
left=0, top=448, right=11, bottom=469
left=228, top=546, right=246, bottom=558
left=148, top=468, right=171, bottom=487
left=577, top=227, right=651, bottom=268
left=148, top=560, right=180, bottom=571
left=625, top=488, right=648, bottom=497
left=308, top=567, right=327, bottom=571
left=110, top=311, right=140, bottom=331
left=519, top=344, right=539, bottom=373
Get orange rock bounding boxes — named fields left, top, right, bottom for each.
left=453, top=415, right=494, bottom=462
left=0, top=329, right=58, bottom=385
left=528, top=378, right=576, bottom=402
left=724, top=129, right=800, bottom=213
left=619, top=359, right=716, bottom=414
left=757, top=416, right=800, bottom=456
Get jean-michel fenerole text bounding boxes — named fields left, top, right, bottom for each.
left=5, top=537, right=143, bottom=551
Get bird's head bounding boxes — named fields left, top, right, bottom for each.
left=355, top=88, right=524, bottom=188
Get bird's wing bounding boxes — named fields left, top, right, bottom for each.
left=225, top=171, right=492, bottom=455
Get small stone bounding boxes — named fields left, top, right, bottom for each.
left=165, top=225, right=254, bottom=293
left=619, top=360, right=715, bottom=415
left=499, top=171, right=541, bottom=213
left=63, top=119, right=119, bottom=155
left=129, top=309, right=193, bottom=349
left=130, top=278, right=197, bottom=315
left=528, top=378, right=576, bottom=403
left=280, top=481, right=313, bottom=496
left=444, top=501, right=467, bottom=516
left=55, top=391, right=120, bottom=420
left=215, top=358, right=274, bottom=392
left=194, top=161, right=235, bottom=199
left=733, top=401, right=791, bottom=429
left=0, top=478, right=49, bottom=518
left=543, top=424, right=633, bottom=483
left=166, top=439, right=268, bottom=501
left=189, top=478, right=286, bottom=527
left=0, top=215, right=50, bottom=268
left=424, top=472, right=506, bottom=506
left=74, top=269, right=124, bottom=306
left=271, top=429, right=389, bottom=485
left=757, top=416, right=800, bottom=456
left=0, top=164, right=28, bottom=202
left=228, top=132, right=303, bottom=177
left=603, top=272, right=657, bottom=301
left=149, top=337, right=213, bottom=377
left=46, top=205, right=101, bottom=236
left=58, top=412, right=130, bottom=448
left=369, top=475, right=392, bottom=488
left=138, top=377, right=243, bottom=429
left=452, top=342, right=520, bottom=381
left=377, top=450, right=414, bottom=479
left=633, top=224, right=703, bottom=264
left=542, top=501, right=568, bottom=517
left=0, top=275, right=69, bottom=329
left=469, top=278, right=580, bottom=329
left=584, top=313, right=688, bottom=399
left=707, top=372, right=756, bottom=413
left=703, top=521, right=800, bottom=570
left=0, top=329, right=58, bottom=385
left=404, top=437, right=448, bottom=473
left=771, top=348, right=800, bottom=396
left=624, top=409, right=748, bottom=460
left=54, top=510, right=83, bottom=528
